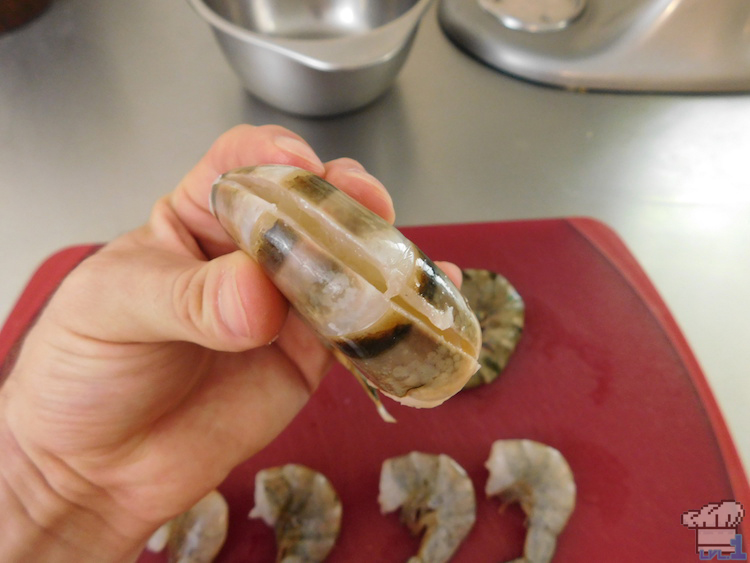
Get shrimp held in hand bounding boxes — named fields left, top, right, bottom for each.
left=210, top=165, right=481, bottom=416
left=146, top=490, right=229, bottom=563
left=249, top=464, right=342, bottom=562
left=378, top=452, right=476, bottom=563
left=485, top=440, right=576, bottom=563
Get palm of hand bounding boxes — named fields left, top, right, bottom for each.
left=8, top=229, right=329, bottom=536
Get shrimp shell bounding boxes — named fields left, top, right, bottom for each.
left=210, top=165, right=481, bottom=409
left=146, top=489, right=229, bottom=563
left=460, top=268, right=524, bottom=389
left=485, top=440, right=576, bottom=563
left=249, top=464, right=342, bottom=562
left=379, top=452, right=477, bottom=563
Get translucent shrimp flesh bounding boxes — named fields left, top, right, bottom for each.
left=379, top=452, right=477, bottom=563
left=460, top=268, right=524, bottom=389
left=249, top=463, right=342, bottom=562
left=485, top=440, right=576, bottom=563
left=146, top=489, right=229, bottom=563
left=210, top=165, right=481, bottom=415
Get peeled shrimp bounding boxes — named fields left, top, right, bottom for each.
left=379, top=452, right=476, bottom=563
left=460, top=268, right=524, bottom=389
left=146, top=489, right=229, bottom=563
left=210, top=165, right=481, bottom=415
left=485, top=440, right=576, bottom=563
left=249, top=464, right=342, bottom=562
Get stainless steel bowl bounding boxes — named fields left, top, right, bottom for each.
left=188, top=0, right=433, bottom=116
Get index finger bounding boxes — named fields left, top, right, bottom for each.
left=166, top=125, right=398, bottom=259
left=168, top=125, right=327, bottom=258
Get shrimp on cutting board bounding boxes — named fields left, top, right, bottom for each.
left=146, top=489, right=229, bottom=563
left=379, top=451, right=477, bottom=563
left=250, top=463, right=342, bottom=562
left=459, top=268, right=524, bottom=389
left=485, top=440, right=576, bottom=563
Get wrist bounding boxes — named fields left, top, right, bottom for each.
left=0, top=390, right=145, bottom=563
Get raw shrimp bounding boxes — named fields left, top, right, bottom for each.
left=485, top=440, right=576, bottom=563
left=210, top=165, right=481, bottom=415
left=379, top=452, right=476, bottom=563
left=460, top=268, right=524, bottom=389
left=249, top=464, right=342, bottom=562
left=146, top=489, right=229, bottom=563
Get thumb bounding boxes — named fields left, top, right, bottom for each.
left=48, top=243, right=288, bottom=350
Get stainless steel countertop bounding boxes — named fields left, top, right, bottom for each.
left=2, top=0, right=748, bottom=473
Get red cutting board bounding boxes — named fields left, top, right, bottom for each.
left=1, top=218, right=747, bottom=562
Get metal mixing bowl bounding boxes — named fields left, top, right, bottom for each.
left=188, top=0, right=434, bottom=116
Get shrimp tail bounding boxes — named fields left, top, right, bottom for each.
left=522, top=524, right=559, bottom=563
left=333, top=349, right=396, bottom=423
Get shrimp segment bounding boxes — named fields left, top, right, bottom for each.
left=485, top=440, right=576, bottom=563
left=146, top=490, right=229, bottom=563
left=210, top=165, right=481, bottom=412
left=250, top=464, right=342, bottom=562
left=379, top=452, right=477, bottom=563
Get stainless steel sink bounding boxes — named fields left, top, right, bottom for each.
left=439, top=0, right=750, bottom=92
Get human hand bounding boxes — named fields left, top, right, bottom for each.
left=0, top=124, right=427, bottom=562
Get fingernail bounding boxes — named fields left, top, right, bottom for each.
left=274, top=136, right=323, bottom=169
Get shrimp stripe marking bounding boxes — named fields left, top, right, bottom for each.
left=334, top=323, right=413, bottom=359
left=256, top=220, right=298, bottom=274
